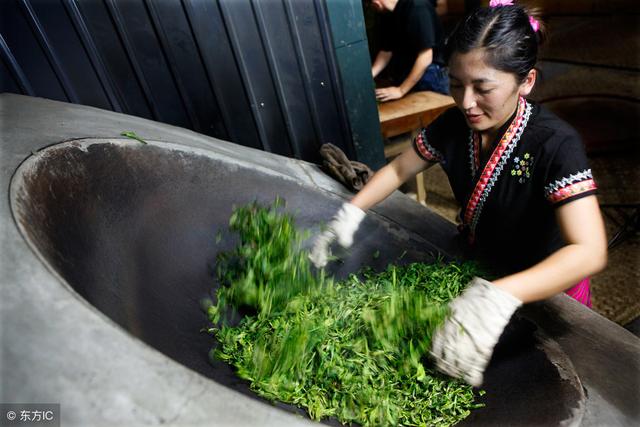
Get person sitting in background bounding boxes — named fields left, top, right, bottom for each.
left=313, top=0, right=607, bottom=386
left=369, top=0, right=450, bottom=101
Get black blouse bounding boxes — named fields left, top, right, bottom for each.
left=413, top=98, right=597, bottom=274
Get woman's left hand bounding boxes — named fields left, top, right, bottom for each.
left=430, top=277, right=522, bottom=386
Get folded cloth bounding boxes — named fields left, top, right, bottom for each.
left=319, top=143, right=373, bottom=192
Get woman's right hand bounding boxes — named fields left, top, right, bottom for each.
left=309, top=146, right=430, bottom=268
left=309, top=203, right=365, bottom=268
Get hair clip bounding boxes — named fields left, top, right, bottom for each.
left=529, top=15, right=540, bottom=32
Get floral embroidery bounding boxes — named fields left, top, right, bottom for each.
left=511, top=152, right=534, bottom=183
left=545, top=169, right=597, bottom=203
left=414, top=128, right=444, bottom=163
left=463, top=97, right=532, bottom=243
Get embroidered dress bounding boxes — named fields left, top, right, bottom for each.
left=412, top=98, right=597, bottom=306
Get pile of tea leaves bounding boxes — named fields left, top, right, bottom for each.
left=206, top=200, right=484, bottom=426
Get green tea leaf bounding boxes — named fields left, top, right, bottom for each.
left=208, top=200, right=484, bottom=426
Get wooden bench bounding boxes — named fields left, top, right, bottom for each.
left=378, top=91, right=455, bottom=139
left=377, top=91, right=455, bottom=204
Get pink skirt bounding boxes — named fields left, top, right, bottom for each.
left=565, top=277, right=592, bottom=308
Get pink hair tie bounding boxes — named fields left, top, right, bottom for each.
left=529, top=15, right=540, bottom=32
left=489, top=0, right=541, bottom=33
left=489, top=0, right=514, bottom=6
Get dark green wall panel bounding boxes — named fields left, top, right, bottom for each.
left=0, top=0, right=385, bottom=167
left=325, top=0, right=367, bottom=49
left=325, top=0, right=385, bottom=169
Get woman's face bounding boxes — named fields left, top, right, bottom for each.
left=448, top=49, right=535, bottom=136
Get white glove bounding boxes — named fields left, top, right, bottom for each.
left=430, top=277, right=522, bottom=387
left=309, top=202, right=365, bottom=268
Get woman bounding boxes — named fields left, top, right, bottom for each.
left=310, top=1, right=607, bottom=387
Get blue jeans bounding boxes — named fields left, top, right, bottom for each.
left=413, top=63, right=449, bottom=95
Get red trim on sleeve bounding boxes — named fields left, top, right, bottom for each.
left=547, top=178, right=597, bottom=204
left=413, top=130, right=442, bottom=162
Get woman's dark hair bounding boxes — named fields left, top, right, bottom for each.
left=444, top=5, right=545, bottom=82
